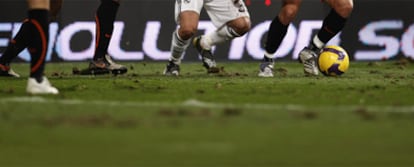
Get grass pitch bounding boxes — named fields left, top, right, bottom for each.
left=1, top=60, right=414, bottom=167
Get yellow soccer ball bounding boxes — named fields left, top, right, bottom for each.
left=318, top=45, right=350, bottom=76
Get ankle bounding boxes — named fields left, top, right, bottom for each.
left=30, top=76, right=44, bottom=83
left=263, top=56, right=274, bottom=62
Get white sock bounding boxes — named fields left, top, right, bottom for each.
left=201, top=26, right=241, bottom=50
left=312, top=35, right=325, bottom=50
left=264, top=51, right=274, bottom=59
left=170, top=31, right=190, bottom=64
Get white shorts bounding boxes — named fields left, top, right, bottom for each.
left=175, top=0, right=250, bottom=28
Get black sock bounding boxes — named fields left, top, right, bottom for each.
left=0, top=20, right=32, bottom=66
left=27, top=9, right=49, bottom=83
left=93, top=0, right=120, bottom=61
left=316, top=9, right=347, bottom=44
left=263, top=57, right=273, bottom=62
left=265, top=16, right=289, bottom=55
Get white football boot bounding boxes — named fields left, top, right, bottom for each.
left=27, top=77, right=59, bottom=95
left=163, top=61, right=180, bottom=76
left=6, top=69, right=21, bottom=77
left=103, top=54, right=128, bottom=74
left=258, top=61, right=274, bottom=77
left=88, top=54, right=128, bottom=75
left=193, top=36, right=220, bottom=73
left=299, top=47, right=319, bottom=76
left=0, top=65, right=20, bottom=77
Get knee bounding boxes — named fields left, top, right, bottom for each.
left=229, top=17, right=251, bottom=36
left=178, top=26, right=197, bottom=40
left=279, top=4, right=299, bottom=25
left=333, top=1, right=353, bottom=18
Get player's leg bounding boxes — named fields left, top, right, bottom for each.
left=89, top=0, right=127, bottom=75
left=194, top=16, right=250, bottom=73
left=259, top=0, right=301, bottom=77
left=0, top=19, right=30, bottom=77
left=299, top=0, right=353, bottom=76
left=313, top=0, right=353, bottom=50
left=194, top=0, right=251, bottom=73
left=25, top=0, right=59, bottom=94
left=164, top=0, right=201, bottom=76
left=0, top=0, right=63, bottom=78
left=0, top=4, right=42, bottom=77
left=50, top=0, right=63, bottom=21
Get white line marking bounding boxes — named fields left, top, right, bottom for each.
left=1, top=96, right=414, bottom=112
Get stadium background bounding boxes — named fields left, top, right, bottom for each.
left=0, top=0, right=412, bottom=62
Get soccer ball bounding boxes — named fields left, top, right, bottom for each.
left=318, top=45, right=350, bottom=76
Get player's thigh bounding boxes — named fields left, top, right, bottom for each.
left=175, top=0, right=202, bottom=24
left=205, top=0, right=250, bottom=28
left=27, top=0, right=50, bottom=9
left=175, top=0, right=202, bottom=38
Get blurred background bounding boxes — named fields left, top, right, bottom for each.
left=0, top=0, right=412, bottom=62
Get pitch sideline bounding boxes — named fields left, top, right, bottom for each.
left=1, top=96, right=414, bottom=113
